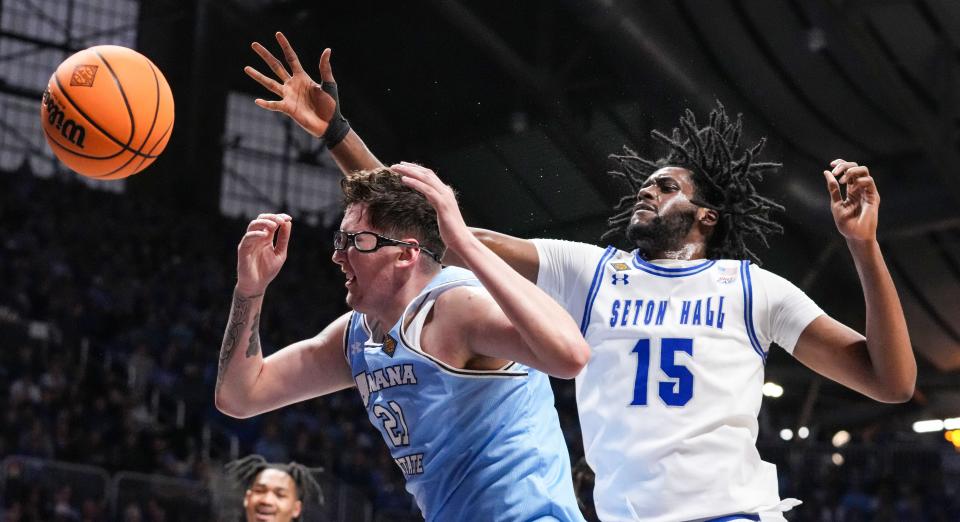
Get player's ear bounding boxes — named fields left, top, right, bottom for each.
left=292, top=499, right=303, bottom=518
left=395, top=240, right=419, bottom=266
left=699, top=207, right=719, bottom=227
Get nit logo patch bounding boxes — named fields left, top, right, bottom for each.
left=610, top=262, right=630, bottom=271
left=382, top=335, right=397, bottom=357
left=70, top=65, right=99, bottom=87
left=717, top=265, right=738, bottom=285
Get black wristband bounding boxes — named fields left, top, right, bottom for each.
left=321, top=81, right=351, bottom=149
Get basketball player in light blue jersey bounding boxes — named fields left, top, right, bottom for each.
left=243, top=35, right=914, bottom=522
left=214, top=165, right=590, bottom=519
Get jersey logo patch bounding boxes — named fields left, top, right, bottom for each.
left=383, top=335, right=397, bottom=357
left=349, top=341, right=364, bottom=356
left=716, top=265, right=738, bottom=285
left=611, top=262, right=630, bottom=271
left=611, top=273, right=630, bottom=285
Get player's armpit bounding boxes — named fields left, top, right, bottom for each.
left=216, top=312, right=355, bottom=418
left=792, top=315, right=913, bottom=403
left=467, top=228, right=540, bottom=283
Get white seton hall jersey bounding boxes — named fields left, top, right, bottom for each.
left=533, top=239, right=824, bottom=522
left=344, top=266, right=585, bottom=522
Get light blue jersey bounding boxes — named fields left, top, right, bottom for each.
left=344, top=266, right=585, bottom=522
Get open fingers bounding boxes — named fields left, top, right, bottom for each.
left=254, top=99, right=285, bottom=112
left=319, top=48, right=335, bottom=83
left=251, top=41, right=290, bottom=81
left=275, top=32, right=305, bottom=75
left=244, top=66, right=284, bottom=96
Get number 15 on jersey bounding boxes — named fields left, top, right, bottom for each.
left=631, top=337, right=694, bottom=407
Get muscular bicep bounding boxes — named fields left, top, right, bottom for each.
left=465, top=228, right=539, bottom=282
left=246, top=312, right=355, bottom=416
left=791, top=315, right=876, bottom=396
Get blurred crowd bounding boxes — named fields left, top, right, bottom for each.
left=0, top=168, right=958, bottom=521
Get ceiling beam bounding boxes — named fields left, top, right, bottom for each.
left=801, top=1, right=960, bottom=205
left=423, top=0, right=623, bottom=206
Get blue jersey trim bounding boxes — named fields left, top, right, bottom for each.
left=704, top=514, right=761, bottom=522
left=740, top=260, right=766, bottom=363
left=580, top=246, right=618, bottom=335
left=631, top=254, right=716, bottom=277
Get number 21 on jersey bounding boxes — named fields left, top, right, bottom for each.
left=374, top=401, right=410, bottom=447
left=631, top=337, right=694, bottom=406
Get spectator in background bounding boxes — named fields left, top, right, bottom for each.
left=224, top=455, right=323, bottom=522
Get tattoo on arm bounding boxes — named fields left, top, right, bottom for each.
left=216, top=291, right=262, bottom=391
left=247, top=313, right=261, bottom=358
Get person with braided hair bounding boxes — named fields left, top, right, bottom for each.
left=246, top=35, right=914, bottom=522
left=225, top=455, right=323, bottom=522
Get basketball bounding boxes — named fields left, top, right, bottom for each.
left=40, top=45, right=174, bottom=180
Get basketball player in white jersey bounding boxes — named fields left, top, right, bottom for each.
left=244, top=33, right=915, bottom=522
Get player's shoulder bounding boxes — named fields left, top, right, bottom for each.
left=532, top=238, right=624, bottom=264
left=739, top=260, right=804, bottom=294
left=424, top=285, right=496, bottom=343
left=433, top=285, right=492, bottom=313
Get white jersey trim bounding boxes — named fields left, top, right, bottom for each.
left=632, top=254, right=716, bottom=277
left=362, top=279, right=529, bottom=379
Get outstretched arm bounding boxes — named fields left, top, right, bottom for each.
left=215, top=213, right=353, bottom=418
left=396, top=162, right=590, bottom=378
left=792, top=159, right=915, bottom=403
left=245, top=31, right=383, bottom=173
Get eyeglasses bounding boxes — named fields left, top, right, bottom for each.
left=333, top=230, right=441, bottom=263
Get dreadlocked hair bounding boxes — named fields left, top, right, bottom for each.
left=601, top=102, right=785, bottom=263
left=225, top=455, right=324, bottom=516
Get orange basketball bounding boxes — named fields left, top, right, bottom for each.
left=40, top=45, right=174, bottom=180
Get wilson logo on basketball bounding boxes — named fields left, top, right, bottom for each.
left=69, top=64, right=98, bottom=87
left=41, top=88, right=86, bottom=149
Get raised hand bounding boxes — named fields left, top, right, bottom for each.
left=823, top=159, right=880, bottom=242
left=245, top=32, right=336, bottom=138
left=392, top=163, right=472, bottom=253
left=236, top=213, right=292, bottom=295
